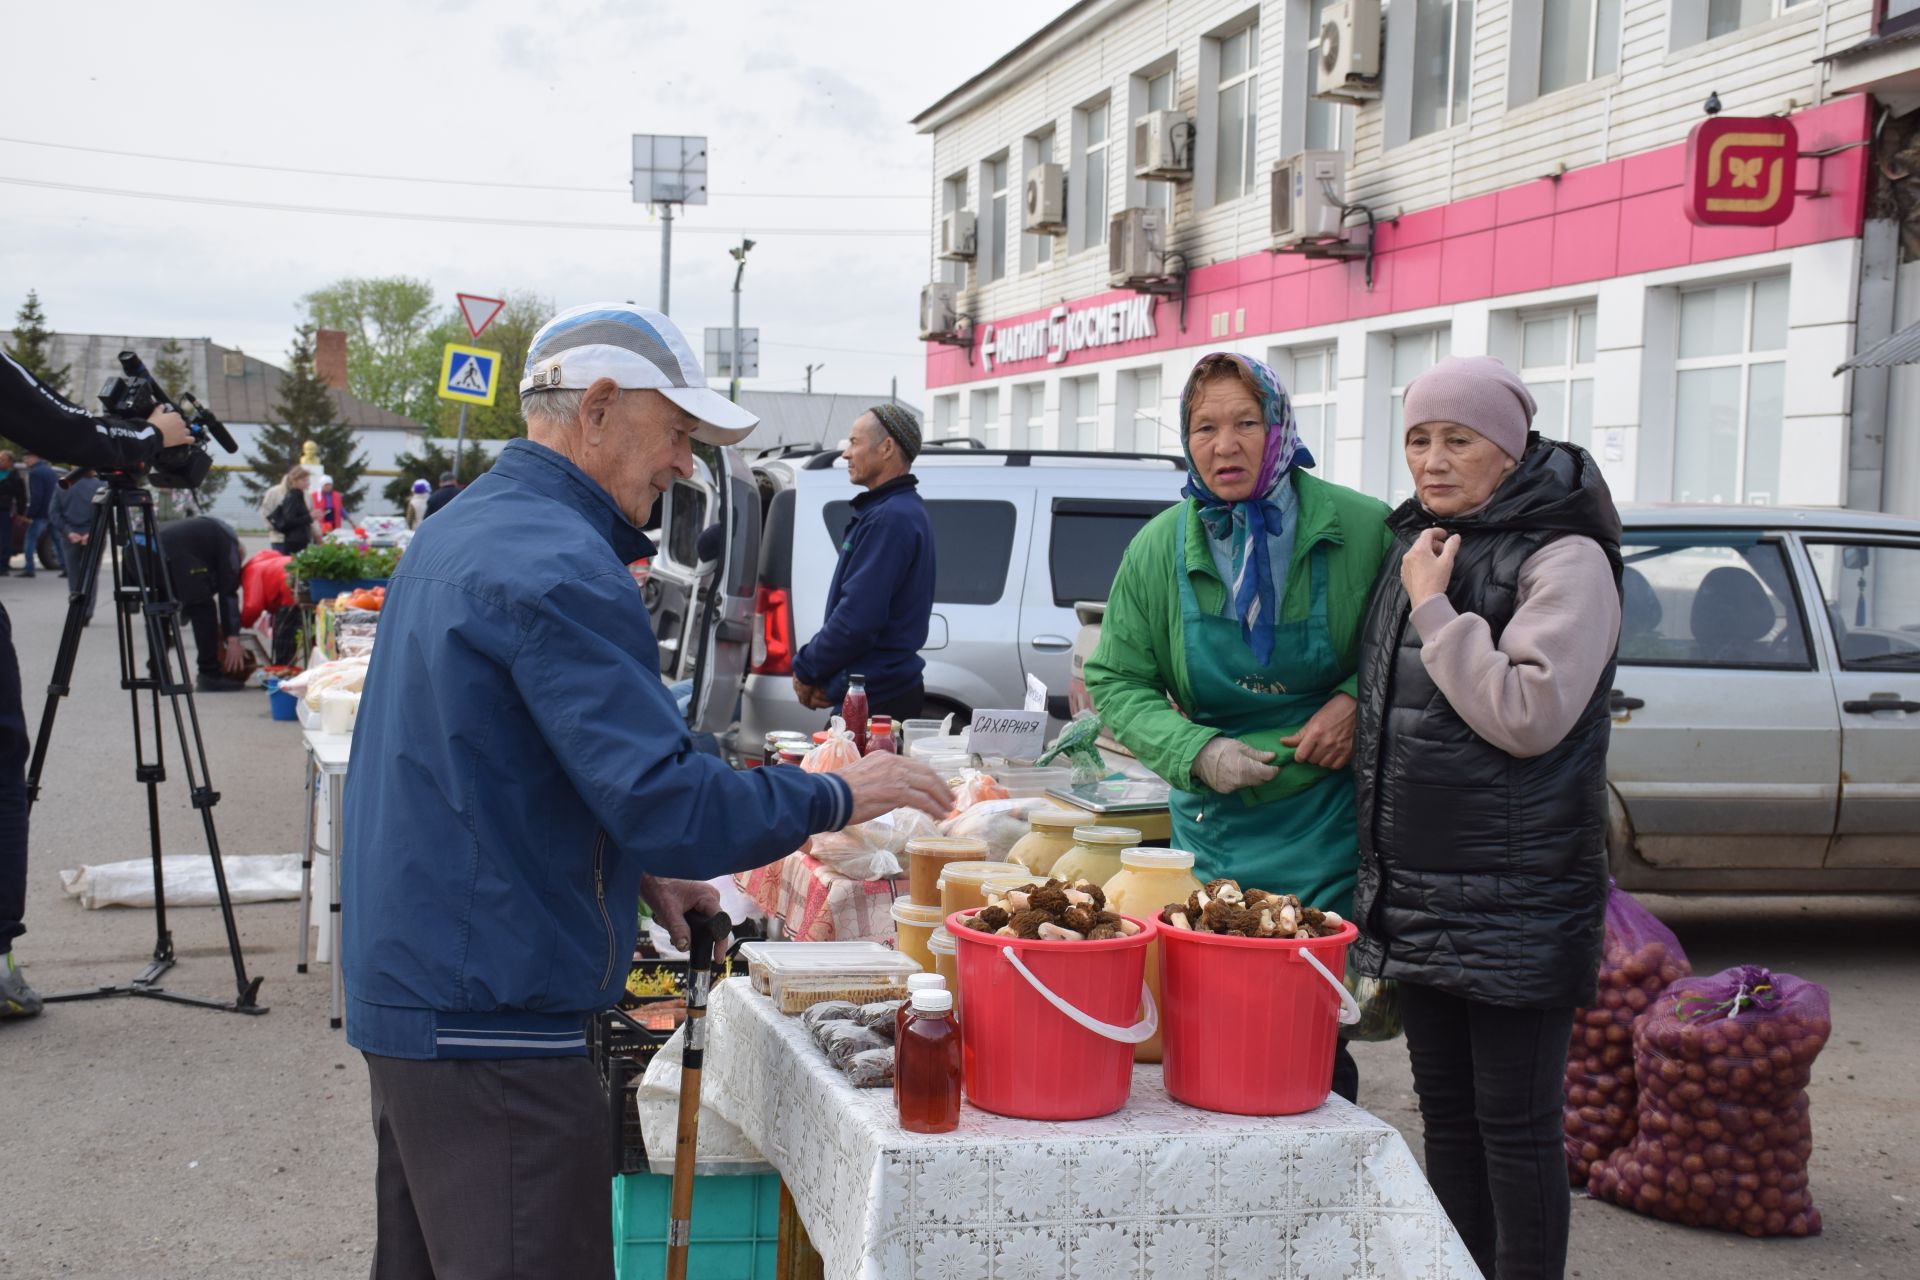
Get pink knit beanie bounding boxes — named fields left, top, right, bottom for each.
left=1402, top=356, right=1536, bottom=460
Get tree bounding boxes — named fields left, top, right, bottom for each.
left=149, top=337, right=230, bottom=512
left=242, top=326, right=370, bottom=509
left=383, top=439, right=496, bottom=509
left=10, top=290, right=70, bottom=397
left=425, top=290, right=553, bottom=441
left=303, top=276, right=441, bottom=423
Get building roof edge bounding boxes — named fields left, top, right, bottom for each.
left=911, top=0, right=1136, bottom=133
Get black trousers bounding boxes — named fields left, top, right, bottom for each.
left=365, top=1053, right=614, bottom=1280
left=0, top=605, right=28, bottom=955
left=1399, top=982, right=1577, bottom=1280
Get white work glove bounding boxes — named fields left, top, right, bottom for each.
left=1192, top=736, right=1279, bottom=795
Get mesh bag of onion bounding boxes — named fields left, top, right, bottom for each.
left=1587, top=965, right=1830, bottom=1238
left=1564, top=887, right=1692, bottom=1185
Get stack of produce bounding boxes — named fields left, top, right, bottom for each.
left=800, top=998, right=904, bottom=1089
left=955, top=877, right=1145, bottom=941
left=1156, top=880, right=1347, bottom=939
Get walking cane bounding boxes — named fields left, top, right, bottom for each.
left=666, top=909, right=733, bottom=1280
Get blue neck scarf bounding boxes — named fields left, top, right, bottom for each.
left=1180, top=353, right=1313, bottom=666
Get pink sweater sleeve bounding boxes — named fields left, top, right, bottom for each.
left=1408, top=536, right=1622, bottom=759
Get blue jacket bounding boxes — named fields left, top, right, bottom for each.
left=26, top=461, right=56, bottom=519
left=792, top=474, right=936, bottom=704
left=342, top=440, right=852, bottom=1060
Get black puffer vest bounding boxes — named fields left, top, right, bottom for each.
left=1351, top=437, right=1622, bottom=1008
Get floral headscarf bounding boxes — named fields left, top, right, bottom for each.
left=1180, top=352, right=1314, bottom=665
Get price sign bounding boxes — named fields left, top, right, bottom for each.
left=965, top=709, right=1048, bottom=762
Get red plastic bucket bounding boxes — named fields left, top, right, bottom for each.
left=1160, top=920, right=1361, bottom=1115
left=947, top=910, right=1157, bottom=1121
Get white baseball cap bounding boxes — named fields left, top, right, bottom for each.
left=519, top=303, right=759, bottom=445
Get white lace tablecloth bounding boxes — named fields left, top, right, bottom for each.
left=697, top=979, right=1480, bottom=1280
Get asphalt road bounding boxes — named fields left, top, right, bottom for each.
left=2, top=571, right=1915, bottom=1279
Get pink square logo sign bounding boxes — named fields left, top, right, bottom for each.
left=1685, top=116, right=1799, bottom=228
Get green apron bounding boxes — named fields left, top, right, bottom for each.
left=1170, top=547, right=1360, bottom=917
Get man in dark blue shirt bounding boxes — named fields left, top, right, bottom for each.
left=791, top=403, right=937, bottom=721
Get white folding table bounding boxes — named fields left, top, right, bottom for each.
left=296, top=725, right=352, bottom=1029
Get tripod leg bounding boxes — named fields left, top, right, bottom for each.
left=23, top=499, right=116, bottom=808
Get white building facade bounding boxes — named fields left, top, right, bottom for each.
left=916, top=0, right=1920, bottom=517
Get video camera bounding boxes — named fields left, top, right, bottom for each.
left=97, top=349, right=238, bottom=489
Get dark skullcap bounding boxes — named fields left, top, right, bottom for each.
left=868, top=403, right=923, bottom=462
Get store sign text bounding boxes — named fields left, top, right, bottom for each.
left=979, top=295, right=1156, bottom=373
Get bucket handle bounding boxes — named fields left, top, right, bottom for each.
left=1001, top=946, right=1159, bottom=1044
left=1298, top=948, right=1363, bottom=1027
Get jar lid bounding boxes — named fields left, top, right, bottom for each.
left=1120, top=848, right=1196, bottom=870
left=1026, top=807, right=1086, bottom=831
left=908, top=968, right=949, bottom=986
left=905, top=836, right=989, bottom=857
left=1073, top=824, right=1143, bottom=847
left=911, top=988, right=953, bottom=1013
left=937, top=860, right=1012, bottom=888
left=892, top=900, right=946, bottom=926
left=925, top=930, right=957, bottom=956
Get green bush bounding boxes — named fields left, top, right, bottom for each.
left=287, top=543, right=400, bottom=582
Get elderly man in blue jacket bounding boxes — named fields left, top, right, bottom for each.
left=791, top=402, right=937, bottom=721
left=342, top=304, right=950, bottom=1279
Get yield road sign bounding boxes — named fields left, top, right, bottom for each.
left=457, top=293, right=506, bottom=339
left=438, top=343, right=502, bottom=406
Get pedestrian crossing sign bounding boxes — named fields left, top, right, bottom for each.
left=438, top=342, right=502, bottom=406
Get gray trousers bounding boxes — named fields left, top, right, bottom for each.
left=365, top=1053, right=614, bottom=1280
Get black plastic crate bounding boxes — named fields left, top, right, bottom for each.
left=590, top=1005, right=678, bottom=1175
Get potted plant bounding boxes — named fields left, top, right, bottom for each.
left=288, top=543, right=400, bottom=603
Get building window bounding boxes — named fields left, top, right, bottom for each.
left=986, top=154, right=1009, bottom=283
left=1890, top=0, right=1920, bottom=38
left=1675, top=0, right=1813, bottom=47
left=1519, top=305, right=1597, bottom=452
left=1214, top=21, right=1260, bottom=203
left=1080, top=98, right=1112, bottom=251
left=932, top=394, right=958, bottom=440
left=1012, top=381, right=1046, bottom=449
left=1143, top=69, right=1175, bottom=217
left=1304, top=0, right=1350, bottom=151
left=1389, top=327, right=1453, bottom=505
left=1025, top=128, right=1056, bottom=269
left=969, top=387, right=999, bottom=444
left=941, top=172, right=968, bottom=287
left=1672, top=277, right=1788, bottom=504
left=1540, top=0, right=1620, bottom=94
left=1411, top=0, right=1473, bottom=139
left=1119, top=367, right=1164, bottom=452
left=1061, top=375, right=1100, bottom=451
left=1280, top=344, right=1338, bottom=465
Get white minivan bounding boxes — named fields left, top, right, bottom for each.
left=649, top=443, right=1186, bottom=757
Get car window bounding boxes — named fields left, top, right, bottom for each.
left=823, top=498, right=1017, bottom=605
left=1618, top=534, right=1811, bottom=670
left=1049, top=499, right=1174, bottom=607
left=665, top=479, right=707, bottom=567
left=1803, top=541, right=1920, bottom=671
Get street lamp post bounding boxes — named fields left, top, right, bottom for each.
left=728, top=237, right=755, bottom=403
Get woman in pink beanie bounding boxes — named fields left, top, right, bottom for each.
left=1350, top=355, right=1624, bottom=1280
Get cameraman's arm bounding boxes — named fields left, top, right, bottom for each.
left=0, top=347, right=190, bottom=469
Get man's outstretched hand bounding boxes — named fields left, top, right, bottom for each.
left=837, top=752, right=954, bottom=824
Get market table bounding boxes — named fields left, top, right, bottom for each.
left=295, top=724, right=351, bottom=1029
left=689, top=978, right=1479, bottom=1280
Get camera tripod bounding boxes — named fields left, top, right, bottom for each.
left=23, top=474, right=265, bottom=1014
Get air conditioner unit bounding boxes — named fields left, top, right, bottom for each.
left=1271, top=151, right=1346, bottom=248
left=1109, top=208, right=1168, bottom=287
left=1314, top=0, right=1382, bottom=103
left=919, top=282, right=962, bottom=341
left=1133, top=110, right=1192, bottom=180
left=938, top=209, right=977, bottom=261
left=1024, top=162, right=1067, bottom=233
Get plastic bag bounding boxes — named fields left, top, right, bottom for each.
left=804, top=829, right=902, bottom=884
left=1587, top=966, right=1830, bottom=1237
left=278, top=656, right=369, bottom=710
left=845, top=806, right=942, bottom=858
left=853, top=1000, right=905, bottom=1037
left=1565, top=886, right=1693, bottom=1184
left=944, top=768, right=1009, bottom=819
left=1036, top=712, right=1109, bottom=784
left=819, top=1021, right=889, bottom=1069
left=939, top=797, right=1045, bottom=863
left=1341, top=973, right=1402, bottom=1043
left=843, top=1047, right=895, bottom=1089
left=803, top=717, right=861, bottom=773
left=800, top=1001, right=859, bottom=1034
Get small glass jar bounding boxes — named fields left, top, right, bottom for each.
left=1007, top=807, right=1087, bottom=876
left=1046, top=825, right=1143, bottom=889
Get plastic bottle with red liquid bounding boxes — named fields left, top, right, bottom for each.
left=897, top=987, right=961, bottom=1133
left=841, top=674, right=870, bottom=754
left=895, top=973, right=947, bottom=1108
left=866, top=715, right=896, bottom=756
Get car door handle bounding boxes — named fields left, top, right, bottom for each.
left=1029, top=635, right=1073, bottom=652
left=1608, top=689, right=1645, bottom=712
left=1843, top=696, right=1920, bottom=714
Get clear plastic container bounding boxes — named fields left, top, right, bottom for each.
left=754, top=945, right=922, bottom=1014
left=740, top=940, right=894, bottom=995
left=1047, top=824, right=1143, bottom=889
left=1007, top=807, right=1086, bottom=876
left=993, top=766, right=1073, bottom=798
left=908, top=734, right=970, bottom=761
left=891, top=900, right=946, bottom=972
left=937, top=860, right=1015, bottom=918
left=927, top=928, right=959, bottom=996
left=905, top=836, right=989, bottom=905
left=1101, top=848, right=1205, bottom=1063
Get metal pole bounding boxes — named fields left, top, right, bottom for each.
left=730, top=256, right=743, bottom=404
left=453, top=403, right=469, bottom=482
left=659, top=203, right=675, bottom=314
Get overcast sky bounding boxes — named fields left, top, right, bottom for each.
left=0, top=0, right=1048, bottom=413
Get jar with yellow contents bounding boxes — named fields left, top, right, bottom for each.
left=1100, top=848, right=1204, bottom=1063
left=1006, top=807, right=1086, bottom=876
left=1045, top=824, right=1142, bottom=889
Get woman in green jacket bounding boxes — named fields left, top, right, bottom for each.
left=1085, top=352, right=1393, bottom=1100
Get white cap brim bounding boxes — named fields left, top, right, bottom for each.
left=660, top=385, right=759, bottom=446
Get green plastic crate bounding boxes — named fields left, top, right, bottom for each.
left=612, top=1171, right=781, bottom=1280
